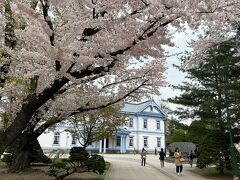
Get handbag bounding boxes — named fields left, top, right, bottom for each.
left=180, top=157, right=185, bottom=162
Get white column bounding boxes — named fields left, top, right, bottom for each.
left=163, top=135, right=166, bottom=149
left=125, top=136, right=127, bottom=153
left=137, top=115, right=139, bottom=152
left=122, top=136, right=124, bottom=153
left=123, top=136, right=126, bottom=153
left=66, top=133, right=69, bottom=148
left=120, top=135, right=123, bottom=153
left=103, top=138, right=106, bottom=153
left=99, top=140, right=102, bottom=153
left=112, top=137, right=114, bottom=149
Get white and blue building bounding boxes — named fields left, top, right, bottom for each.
left=38, top=100, right=167, bottom=153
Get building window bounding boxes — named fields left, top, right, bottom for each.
left=53, top=132, right=60, bottom=145
left=129, top=118, right=133, bottom=128
left=143, top=137, right=148, bottom=147
left=129, top=137, right=133, bottom=147
left=143, top=119, right=147, bottom=129
left=150, top=106, right=153, bottom=111
left=157, top=120, right=160, bottom=130
left=116, top=136, right=121, bottom=146
left=72, top=135, right=76, bottom=145
left=157, top=137, right=161, bottom=148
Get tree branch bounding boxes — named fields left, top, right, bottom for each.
left=99, top=73, right=149, bottom=92
left=40, top=0, right=54, bottom=45
left=32, top=79, right=149, bottom=138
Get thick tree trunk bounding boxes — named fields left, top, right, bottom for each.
left=0, top=78, right=69, bottom=156
left=9, top=134, right=33, bottom=172
left=8, top=128, right=50, bottom=172
left=9, top=145, right=32, bottom=172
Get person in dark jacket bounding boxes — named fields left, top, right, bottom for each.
left=159, top=148, right=166, bottom=167
left=141, top=148, right=147, bottom=166
left=188, top=150, right=194, bottom=167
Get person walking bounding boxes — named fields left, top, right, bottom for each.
left=159, top=148, right=165, bottom=167
left=188, top=150, right=194, bottom=167
left=141, top=148, right=147, bottom=166
left=174, top=147, right=183, bottom=175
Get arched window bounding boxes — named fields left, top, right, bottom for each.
left=150, top=106, right=153, bottom=111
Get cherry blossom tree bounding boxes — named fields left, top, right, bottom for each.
left=0, top=0, right=240, bottom=169
left=65, top=107, right=126, bottom=149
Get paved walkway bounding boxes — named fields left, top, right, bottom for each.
left=104, top=154, right=208, bottom=180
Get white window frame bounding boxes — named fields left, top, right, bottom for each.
left=157, top=137, right=161, bottom=148
left=150, top=106, right=153, bottom=111
left=156, top=120, right=160, bottom=130
left=116, top=136, right=121, bottom=146
left=129, top=136, right=134, bottom=147
left=143, top=119, right=147, bottom=129
left=129, top=118, right=134, bottom=128
left=143, top=137, right=148, bottom=147
left=53, top=132, right=60, bottom=145
left=71, top=135, right=76, bottom=145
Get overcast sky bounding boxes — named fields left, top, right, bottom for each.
left=155, top=26, right=200, bottom=124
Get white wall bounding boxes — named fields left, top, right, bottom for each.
left=125, top=115, right=165, bottom=152
left=38, top=128, right=79, bottom=150
left=137, top=133, right=165, bottom=151
left=138, top=117, right=164, bottom=132
left=38, top=132, right=54, bottom=149
left=39, top=114, right=166, bottom=153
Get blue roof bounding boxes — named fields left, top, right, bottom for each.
left=120, top=100, right=167, bottom=118
left=121, top=100, right=151, bottom=113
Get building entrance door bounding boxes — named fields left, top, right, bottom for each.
left=101, top=138, right=109, bottom=149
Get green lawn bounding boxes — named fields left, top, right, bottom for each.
left=189, top=167, right=234, bottom=180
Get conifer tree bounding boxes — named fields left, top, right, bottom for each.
left=169, top=40, right=240, bottom=173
